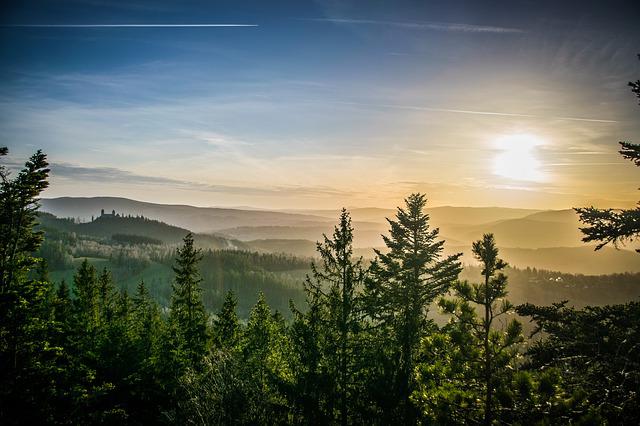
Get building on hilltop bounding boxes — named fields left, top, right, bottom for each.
left=100, top=209, right=119, bottom=218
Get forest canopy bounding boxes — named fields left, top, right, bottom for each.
left=1, top=145, right=639, bottom=425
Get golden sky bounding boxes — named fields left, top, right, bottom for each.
left=2, top=0, right=639, bottom=210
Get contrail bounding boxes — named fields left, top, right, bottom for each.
left=333, top=101, right=618, bottom=123
left=304, top=18, right=524, bottom=34
left=2, top=24, right=258, bottom=28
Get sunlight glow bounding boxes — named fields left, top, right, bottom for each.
left=492, top=133, right=546, bottom=182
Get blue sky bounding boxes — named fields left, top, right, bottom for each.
left=1, top=0, right=639, bottom=209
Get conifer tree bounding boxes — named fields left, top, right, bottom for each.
left=132, top=280, right=160, bottom=356
left=0, top=147, right=64, bottom=423
left=290, top=294, right=327, bottom=424
left=73, top=259, right=99, bottom=331
left=241, top=292, right=292, bottom=422
left=439, top=234, right=523, bottom=425
left=305, top=208, right=366, bottom=424
left=97, top=268, right=117, bottom=326
left=169, top=233, right=208, bottom=368
left=575, top=58, right=640, bottom=252
left=365, top=193, right=462, bottom=420
left=213, top=290, right=240, bottom=349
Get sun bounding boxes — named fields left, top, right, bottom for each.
left=492, top=133, right=546, bottom=182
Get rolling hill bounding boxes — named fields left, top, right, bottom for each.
left=41, top=197, right=333, bottom=232
left=37, top=211, right=246, bottom=249
left=40, top=196, right=640, bottom=274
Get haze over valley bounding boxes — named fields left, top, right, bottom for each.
left=41, top=196, right=639, bottom=275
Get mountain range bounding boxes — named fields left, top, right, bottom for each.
left=40, top=196, right=639, bottom=274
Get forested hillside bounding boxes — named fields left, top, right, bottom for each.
left=38, top=211, right=245, bottom=247
left=2, top=148, right=639, bottom=425
left=41, top=196, right=333, bottom=232
left=35, top=207, right=640, bottom=318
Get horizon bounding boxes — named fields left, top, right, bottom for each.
left=40, top=194, right=562, bottom=212
left=2, top=0, right=639, bottom=210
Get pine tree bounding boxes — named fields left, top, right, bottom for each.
left=213, top=290, right=240, bottom=349
left=129, top=280, right=165, bottom=423
left=516, top=301, right=640, bottom=424
left=73, top=259, right=99, bottom=332
left=304, top=208, right=366, bottom=424
left=575, top=57, right=640, bottom=252
left=290, top=293, right=328, bottom=424
left=0, top=148, right=58, bottom=423
left=365, top=193, right=462, bottom=420
left=169, top=233, right=208, bottom=368
left=97, top=268, right=117, bottom=327
left=241, top=292, right=292, bottom=423
left=132, top=280, right=160, bottom=356
left=439, top=234, right=523, bottom=425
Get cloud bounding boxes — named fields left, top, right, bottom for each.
left=49, top=162, right=355, bottom=198
left=186, top=131, right=251, bottom=149
left=305, top=18, right=524, bottom=34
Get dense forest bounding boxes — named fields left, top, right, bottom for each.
left=1, top=142, right=639, bottom=425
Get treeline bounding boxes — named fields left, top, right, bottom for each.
left=112, top=233, right=163, bottom=245
left=2, top=149, right=639, bottom=425
left=38, top=231, right=310, bottom=317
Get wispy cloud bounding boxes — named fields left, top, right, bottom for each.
left=49, top=162, right=355, bottom=198
left=2, top=24, right=258, bottom=28
left=331, top=101, right=619, bottom=123
left=305, top=18, right=524, bottom=34
left=186, top=131, right=251, bottom=149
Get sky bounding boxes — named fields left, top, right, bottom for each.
left=1, top=0, right=639, bottom=210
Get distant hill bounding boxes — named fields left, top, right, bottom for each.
left=457, top=245, right=640, bottom=275
left=441, top=217, right=584, bottom=248
left=523, top=209, right=581, bottom=224
left=220, top=222, right=391, bottom=248
left=247, top=239, right=319, bottom=258
left=243, top=236, right=638, bottom=275
left=245, top=239, right=384, bottom=260
left=220, top=212, right=582, bottom=249
left=41, top=197, right=639, bottom=267
left=37, top=211, right=247, bottom=249
left=285, top=206, right=542, bottom=225
left=41, top=197, right=333, bottom=233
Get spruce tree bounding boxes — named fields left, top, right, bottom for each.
left=132, top=280, right=160, bottom=356
left=213, top=290, right=240, bottom=349
left=365, top=193, right=462, bottom=420
left=290, top=293, right=327, bottom=424
left=97, top=268, right=117, bottom=326
left=241, top=293, right=292, bottom=422
left=73, top=259, right=99, bottom=332
left=305, top=208, right=366, bottom=424
left=0, top=148, right=65, bottom=423
left=169, top=233, right=208, bottom=368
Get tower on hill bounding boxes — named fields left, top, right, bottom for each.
left=100, top=209, right=117, bottom=218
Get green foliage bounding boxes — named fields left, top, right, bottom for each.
left=365, top=193, right=462, bottom=419
left=0, top=148, right=60, bottom=424
left=213, top=290, right=240, bottom=349
left=297, top=209, right=367, bottom=424
left=433, top=234, right=523, bottom=425
left=2, top=149, right=639, bottom=424
left=516, top=300, right=640, bottom=424
left=112, top=233, right=163, bottom=245
left=412, top=333, right=477, bottom=424
left=169, top=233, right=209, bottom=369
left=241, top=292, right=293, bottom=419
